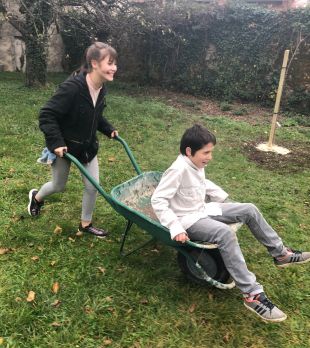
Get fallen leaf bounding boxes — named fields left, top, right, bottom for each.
left=103, top=338, right=113, bottom=346
left=50, top=260, right=57, bottom=266
left=51, top=321, right=61, bottom=327
left=84, top=305, right=93, bottom=314
left=140, top=298, right=148, bottom=305
left=53, top=225, right=62, bottom=234
left=26, top=291, right=36, bottom=302
left=68, top=237, right=75, bottom=242
left=108, top=157, right=116, bottom=162
left=0, top=248, right=13, bottom=255
left=188, top=303, right=196, bottom=313
left=105, top=296, right=113, bottom=302
left=76, top=231, right=83, bottom=237
left=37, top=246, right=44, bottom=251
left=15, top=297, right=22, bottom=302
left=31, top=256, right=39, bottom=261
left=52, top=282, right=60, bottom=294
left=51, top=299, right=61, bottom=307
left=126, top=308, right=133, bottom=314
left=0, top=337, right=4, bottom=345
left=223, top=332, right=231, bottom=343
left=97, top=267, right=106, bottom=274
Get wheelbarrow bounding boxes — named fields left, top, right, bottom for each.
left=65, top=136, right=241, bottom=290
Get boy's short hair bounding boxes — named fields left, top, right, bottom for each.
left=180, top=124, right=216, bottom=156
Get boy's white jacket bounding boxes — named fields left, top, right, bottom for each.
left=151, top=154, right=228, bottom=240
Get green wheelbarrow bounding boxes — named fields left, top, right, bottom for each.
left=65, top=136, right=241, bottom=290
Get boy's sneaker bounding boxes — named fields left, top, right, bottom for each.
left=244, top=292, right=287, bottom=322
left=28, top=189, right=44, bottom=216
left=78, top=223, right=109, bottom=239
left=274, top=248, right=310, bottom=268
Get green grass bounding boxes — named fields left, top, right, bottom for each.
left=0, top=72, right=310, bottom=348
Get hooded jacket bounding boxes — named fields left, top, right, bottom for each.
left=39, top=71, right=115, bottom=163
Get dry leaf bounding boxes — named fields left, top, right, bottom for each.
left=103, top=339, right=113, bottom=346
left=84, top=306, right=93, bottom=314
left=26, top=291, right=36, bottom=302
left=31, top=256, right=39, bottom=261
left=53, top=225, right=62, bottom=234
left=50, top=260, right=56, bottom=266
left=37, top=246, right=44, bottom=251
left=108, top=157, right=116, bottom=162
left=52, top=282, right=60, bottom=294
left=188, top=303, right=196, bottom=313
left=223, top=332, right=230, bottom=343
left=76, top=231, right=83, bottom=237
left=105, top=296, right=113, bottom=302
left=51, top=299, right=61, bottom=307
left=68, top=237, right=75, bottom=242
left=97, top=267, right=106, bottom=274
left=0, top=337, right=4, bottom=345
left=0, top=248, right=13, bottom=255
left=15, top=297, right=22, bottom=302
left=140, top=298, right=148, bottom=305
left=126, top=308, right=133, bottom=314
left=51, top=321, right=61, bottom=327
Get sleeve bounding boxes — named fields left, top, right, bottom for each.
left=205, top=178, right=229, bottom=203
left=151, top=168, right=187, bottom=240
left=97, top=115, right=116, bottom=138
left=39, top=80, right=78, bottom=152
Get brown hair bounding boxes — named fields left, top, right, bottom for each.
left=79, top=42, right=117, bottom=73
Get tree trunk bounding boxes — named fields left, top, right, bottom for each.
left=25, top=34, right=48, bottom=87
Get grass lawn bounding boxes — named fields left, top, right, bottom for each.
left=0, top=72, right=309, bottom=348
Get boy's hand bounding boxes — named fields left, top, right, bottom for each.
left=174, top=232, right=190, bottom=243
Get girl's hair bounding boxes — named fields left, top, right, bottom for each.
left=78, top=42, right=117, bottom=74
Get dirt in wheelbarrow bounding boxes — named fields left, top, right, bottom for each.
left=242, top=139, right=310, bottom=173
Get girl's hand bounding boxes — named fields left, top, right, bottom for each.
left=174, top=232, right=190, bottom=243
left=111, top=130, right=118, bottom=138
left=54, top=146, right=68, bottom=157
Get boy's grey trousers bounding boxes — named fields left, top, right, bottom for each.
left=37, top=156, right=99, bottom=222
left=186, top=203, right=287, bottom=296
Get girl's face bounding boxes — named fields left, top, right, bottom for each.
left=91, top=54, right=117, bottom=82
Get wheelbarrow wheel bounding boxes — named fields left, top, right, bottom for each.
left=177, top=248, right=230, bottom=285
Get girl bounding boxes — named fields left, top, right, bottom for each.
left=28, top=42, right=118, bottom=238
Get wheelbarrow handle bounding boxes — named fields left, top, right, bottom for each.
left=113, top=135, right=142, bottom=175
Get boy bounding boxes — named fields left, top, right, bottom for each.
left=151, top=124, right=310, bottom=322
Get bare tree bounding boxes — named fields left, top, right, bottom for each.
left=0, top=0, right=56, bottom=86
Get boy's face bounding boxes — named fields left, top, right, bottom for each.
left=186, top=143, right=214, bottom=169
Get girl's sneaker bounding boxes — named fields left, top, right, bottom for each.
left=244, top=293, right=287, bottom=322
left=274, top=248, right=310, bottom=268
left=28, top=189, right=44, bottom=216
left=78, top=223, right=109, bottom=238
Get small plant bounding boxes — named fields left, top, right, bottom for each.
left=233, top=107, right=248, bottom=116
left=220, top=101, right=232, bottom=112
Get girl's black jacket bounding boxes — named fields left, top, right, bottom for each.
left=39, top=71, right=115, bottom=163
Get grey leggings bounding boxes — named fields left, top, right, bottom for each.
left=36, top=156, right=99, bottom=222
left=187, top=203, right=287, bottom=296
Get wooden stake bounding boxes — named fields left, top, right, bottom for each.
left=268, top=49, right=290, bottom=148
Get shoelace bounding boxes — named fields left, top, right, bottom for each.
left=256, top=295, right=275, bottom=311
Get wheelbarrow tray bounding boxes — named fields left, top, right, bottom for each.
left=110, top=171, right=178, bottom=248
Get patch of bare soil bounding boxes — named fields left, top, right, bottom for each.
left=242, top=139, right=310, bottom=173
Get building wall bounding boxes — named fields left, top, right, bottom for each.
left=0, top=1, right=64, bottom=72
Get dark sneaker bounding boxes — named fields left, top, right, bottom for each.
left=78, top=223, right=109, bottom=239
left=274, top=248, right=310, bottom=268
left=27, top=189, right=44, bottom=216
left=244, top=292, right=287, bottom=322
